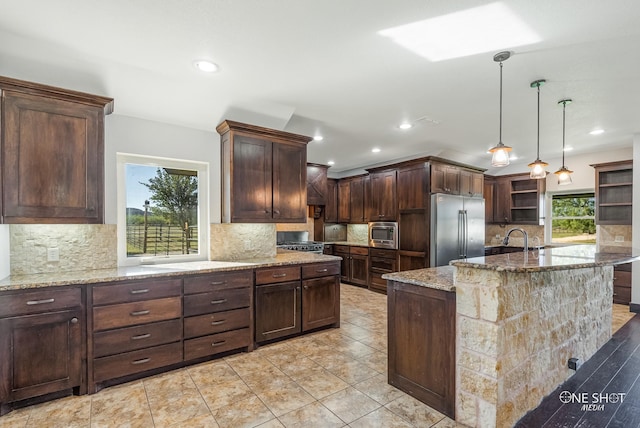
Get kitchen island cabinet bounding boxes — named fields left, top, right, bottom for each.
left=334, top=245, right=369, bottom=287
left=0, top=76, right=113, bottom=224
left=0, top=286, right=84, bottom=415
left=217, top=120, right=312, bottom=223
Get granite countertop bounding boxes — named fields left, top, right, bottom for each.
left=0, top=251, right=341, bottom=292
left=451, top=244, right=639, bottom=272
left=382, top=265, right=455, bottom=292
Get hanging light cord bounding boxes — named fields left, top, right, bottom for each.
left=536, top=83, right=541, bottom=160
left=561, top=101, right=566, bottom=167
left=498, top=61, right=503, bottom=144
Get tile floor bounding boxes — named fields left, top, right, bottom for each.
left=0, top=285, right=635, bottom=428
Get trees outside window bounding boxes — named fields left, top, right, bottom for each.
left=551, top=193, right=596, bottom=244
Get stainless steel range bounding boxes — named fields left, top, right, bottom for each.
left=276, top=231, right=324, bottom=254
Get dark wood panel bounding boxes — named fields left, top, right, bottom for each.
left=93, top=319, right=182, bottom=358
left=324, top=179, right=338, bottom=223
left=302, top=276, right=340, bottom=331
left=92, top=278, right=181, bottom=306
left=255, top=281, right=301, bottom=342
left=398, top=164, right=428, bottom=210
left=337, top=179, right=351, bottom=223
left=184, top=328, right=251, bottom=361
left=184, top=308, right=250, bottom=338
left=183, top=271, right=252, bottom=295
left=92, top=297, right=182, bottom=331
left=255, top=266, right=301, bottom=285
left=307, top=164, right=328, bottom=206
left=230, top=135, right=273, bottom=221
left=272, top=142, right=307, bottom=222
left=0, top=287, right=82, bottom=317
left=301, top=262, right=340, bottom=279
left=369, top=170, right=397, bottom=221
left=183, top=288, right=250, bottom=317
left=93, top=342, right=183, bottom=383
left=350, top=254, right=369, bottom=287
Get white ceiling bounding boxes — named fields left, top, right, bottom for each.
left=1, top=0, right=639, bottom=175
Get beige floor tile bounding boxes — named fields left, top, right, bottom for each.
left=144, top=369, right=197, bottom=402
left=296, top=368, right=349, bottom=399
left=385, top=394, right=447, bottom=426
left=320, top=386, right=381, bottom=424
left=354, top=374, right=405, bottom=405
left=199, top=376, right=253, bottom=411
left=432, top=416, right=466, bottom=427
left=337, top=322, right=372, bottom=340
left=90, top=381, right=154, bottom=428
left=255, top=419, right=286, bottom=428
left=334, top=340, right=378, bottom=360
left=25, top=395, right=92, bottom=428
left=357, top=350, right=388, bottom=374
left=188, top=360, right=240, bottom=389
left=612, top=303, right=635, bottom=332
left=168, top=413, right=220, bottom=428
left=325, top=358, right=377, bottom=385
left=0, top=407, right=31, bottom=428
left=210, top=394, right=275, bottom=428
left=240, top=364, right=292, bottom=394
left=225, top=353, right=276, bottom=377
left=278, top=402, right=344, bottom=428
left=349, top=407, right=413, bottom=428
left=148, top=389, right=210, bottom=428
left=278, top=357, right=326, bottom=382
left=256, top=381, right=315, bottom=416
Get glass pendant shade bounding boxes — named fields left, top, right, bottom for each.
left=489, top=142, right=512, bottom=167
left=554, top=99, right=573, bottom=186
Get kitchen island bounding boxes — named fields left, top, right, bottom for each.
left=384, top=245, right=639, bottom=428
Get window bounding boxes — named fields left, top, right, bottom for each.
left=550, top=193, right=595, bottom=244
left=117, top=153, right=209, bottom=265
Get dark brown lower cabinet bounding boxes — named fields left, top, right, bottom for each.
left=0, top=287, right=84, bottom=415
left=613, top=263, right=632, bottom=305
left=302, top=276, right=340, bottom=331
left=369, top=248, right=398, bottom=294
left=255, top=280, right=302, bottom=342
left=334, top=245, right=369, bottom=287
left=387, top=280, right=456, bottom=419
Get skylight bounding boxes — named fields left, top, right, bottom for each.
left=378, top=2, right=540, bottom=62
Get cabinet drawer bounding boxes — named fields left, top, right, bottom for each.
left=184, top=328, right=251, bottom=361
left=93, top=342, right=183, bottom=382
left=93, top=319, right=182, bottom=358
left=370, top=256, right=397, bottom=272
left=93, top=297, right=182, bottom=331
left=614, top=270, right=631, bottom=287
left=369, top=248, right=397, bottom=259
left=92, top=278, right=181, bottom=306
left=350, top=246, right=369, bottom=256
left=334, top=245, right=349, bottom=255
left=0, top=287, right=81, bottom=317
left=255, top=266, right=301, bottom=285
left=369, top=271, right=388, bottom=293
left=184, top=308, right=250, bottom=339
left=183, top=288, right=250, bottom=317
left=184, top=271, right=253, bottom=295
left=613, top=285, right=631, bottom=305
left=302, top=262, right=340, bottom=279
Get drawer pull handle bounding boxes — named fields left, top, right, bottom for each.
left=132, top=358, right=151, bottom=365
left=212, top=340, right=227, bottom=347
left=316, top=268, right=328, bottom=273
left=303, top=285, right=309, bottom=290
left=211, top=299, right=228, bottom=305
left=71, top=317, right=79, bottom=324
left=132, top=333, right=151, bottom=340
left=26, top=298, right=55, bottom=305
left=130, top=289, right=149, bottom=294
left=210, top=281, right=227, bottom=285
left=211, top=320, right=226, bottom=326
left=272, top=273, right=287, bottom=278
left=130, top=310, right=150, bottom=316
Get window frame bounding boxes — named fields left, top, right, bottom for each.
left=116, top=152, right=210, bottom=266
left=545, top=191, right=596, bottom=245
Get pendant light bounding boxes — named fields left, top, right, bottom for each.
left=554, top=99, right=573, bottom=185
left=528, top=79, right=548, bottom=179
left=488, top=51, right=512, bottom=167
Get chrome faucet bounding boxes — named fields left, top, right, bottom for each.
left=503, top=227, right=528, bottom=251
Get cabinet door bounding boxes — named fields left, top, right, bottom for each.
left=350, top=176, right=366, bottom=223
left=255, top=281, right=301, bottom=342
left=337, top=180, right=351, bottom=223
left=336, top=251, right=350, bottom=282
left=471, top=172, right=484, bottom=197
left=302, top=276, right=339, bottom=331
left=325, top=179, right=338, bottom=222
left=273, top=142, right=307, bottom=222
left=306, top=164, right=328, bottom=206
left=350, top=254, right=369, bottom=286
left=370, top=171, right=397, bottom=221
left=483, top=177, right=495, bottom=224
left=494, top=177, right=510, bottom=223
left=231, top=135, right=273, bottom=221
left=2, top=91, right=104, bottom=223
left=0, top=308, right=82, bottom=404
left=398, top=165, right=427, bottom=210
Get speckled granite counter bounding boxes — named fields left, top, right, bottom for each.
left=0, top=251, right=341, bottom=291
left=382, top=265, right=455, bottom=292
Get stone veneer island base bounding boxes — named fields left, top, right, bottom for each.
left=384, top=245, right=639, bottom=428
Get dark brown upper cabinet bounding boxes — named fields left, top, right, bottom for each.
left=306, top=163, right=329, bottom=206
left=337, top=175, right=369, bottom=224
left=217, top=120, right=311, bottom=223
left=368, top=169, right=397, bottom=221
left=325, top=178, right=338, bottom=223
left=485, top=173, right=545, bottom=225
left=0, top=76, right=113, bottom=224
left=592, top=160, right=632, bottom=225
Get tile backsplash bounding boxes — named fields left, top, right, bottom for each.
left=485, top=224, right=544, bottom=246
left=347, top=224, right=368, bottom=245
left=10, top=224, right=117, bottom=275
left=597, top=224, right=632, bottom=253
left=210, top=223, right=276, bottom=260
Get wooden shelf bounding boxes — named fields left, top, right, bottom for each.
left=599, top=182, right=632, bottom=188
left=592, top=160, right=633, bottom=225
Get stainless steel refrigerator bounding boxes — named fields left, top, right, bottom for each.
left=430, top=193, right=485, bottom=267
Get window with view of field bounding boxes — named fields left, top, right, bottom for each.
left=117, top=154, right=209, bottom=264
left=551, top=193, right=596, bottom=244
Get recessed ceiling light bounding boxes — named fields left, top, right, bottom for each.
left=372, top=148, right=381, bottom=153
left=378, top=2, right=540, bottom=62
left=313, top=135, right=324, bottom=141
left=193, top=60, right=219, bottom=73
left=398, top=122, right=413, bottom=130
left=563, top=147, right=574, bottom=152
left=327, top=160, right=335, bottom=165
left=589, top=129, right=604, bottom=135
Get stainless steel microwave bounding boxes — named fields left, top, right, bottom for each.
left=368, top=222, right=398, bottom=249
